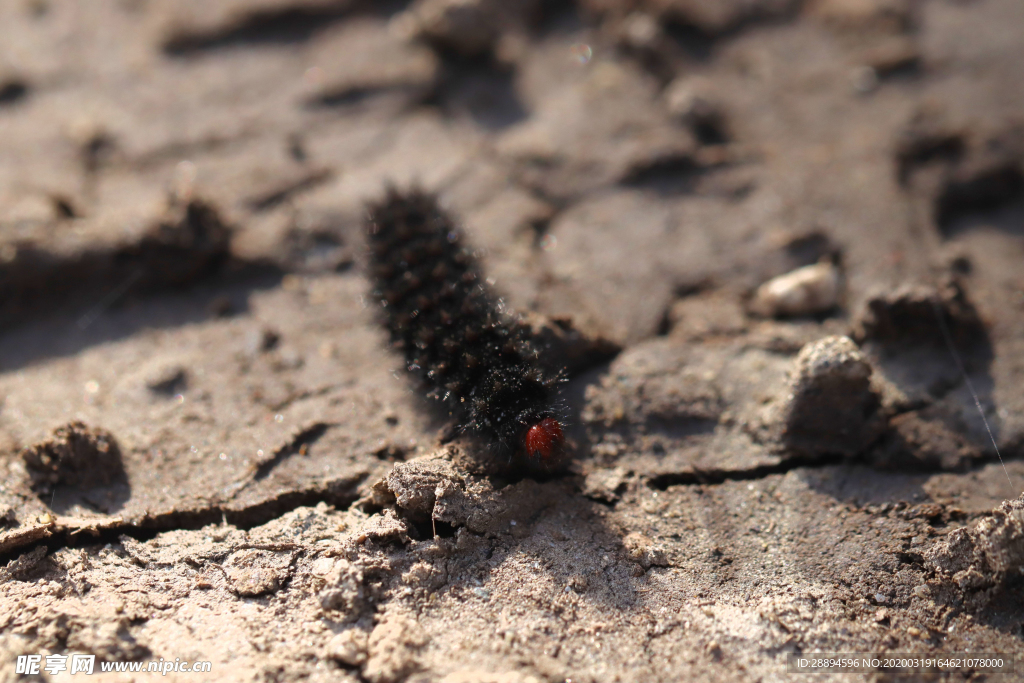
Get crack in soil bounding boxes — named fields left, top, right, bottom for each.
left=4, top=434, right=1020, bottom=565
left=644, top=453, right=848, bottom=490
left=0, top=473, right=369, bottom=564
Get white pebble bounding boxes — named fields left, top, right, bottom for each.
left=750, top=262, right=841, bottom=317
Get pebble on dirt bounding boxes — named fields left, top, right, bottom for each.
left=780, top=336, right=884, bottom=457
left=749, top=261, right=842, bottom=318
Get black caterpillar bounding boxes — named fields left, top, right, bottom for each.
left=366, top=188, right=565, bottom=466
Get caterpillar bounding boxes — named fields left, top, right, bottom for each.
left=365, top=188, right=565, bottom=467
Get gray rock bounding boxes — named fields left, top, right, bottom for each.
left=780, top=336, right=884, bottom=456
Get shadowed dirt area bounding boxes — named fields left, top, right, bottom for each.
left=2, top=0, right=1024, bottom=681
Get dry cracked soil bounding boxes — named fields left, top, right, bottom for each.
left=3, top=0, right=1024, bottom=681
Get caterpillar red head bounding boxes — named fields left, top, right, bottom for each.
left=525, top=417, right=565, bottom=463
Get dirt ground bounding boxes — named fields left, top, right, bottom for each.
left=2, top=0, right=1024, bottom=681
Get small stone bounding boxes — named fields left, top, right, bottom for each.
left=780, top=336, right=884, bottom=456
left=749, top=262, right=842, bottom=318
left=623, top=532, right=669, bottom=570
left=328, top=629, right=369, bottom=667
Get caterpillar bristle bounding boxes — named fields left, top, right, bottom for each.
left=366, top=188, right=566, bottom=467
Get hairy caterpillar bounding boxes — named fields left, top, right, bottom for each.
left=366, top=188, right=565, bottom=466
